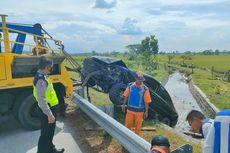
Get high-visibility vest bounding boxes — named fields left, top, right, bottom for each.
left=148, top=146, right=167, bottom=153
left=33, top=73, right=58, bottom=107
left=127, top=82, right=147, bottom=112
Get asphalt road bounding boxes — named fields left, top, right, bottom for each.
left=0, top=115, right=83, bottom=153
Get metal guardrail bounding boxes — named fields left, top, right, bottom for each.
left=72, top=90, right=193, bottom=153
left=72, top=91, right=151, bottom=153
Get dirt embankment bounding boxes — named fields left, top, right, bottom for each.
left=188, top=80, right=219, bottom=118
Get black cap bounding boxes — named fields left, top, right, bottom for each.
left=151, top=135, right=170, bottom=147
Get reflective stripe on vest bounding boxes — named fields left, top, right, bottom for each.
left=213, top=109, right=230, bottom=153
left=33, top=77, right=58, bottom=107
left=127, top=82, right=146, bottom=112
left=151, top=146, right=167, bottom=153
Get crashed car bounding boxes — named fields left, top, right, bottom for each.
left=81, top=56, right=178, bottom=127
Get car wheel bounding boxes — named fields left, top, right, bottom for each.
left=18, top=94, right=41, bottom=130
left=161, top=117, right=171, bottom=126
left=109, top=83, right=126, bottom=105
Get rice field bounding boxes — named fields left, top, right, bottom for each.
left=159, top=55, right=230, bottom=72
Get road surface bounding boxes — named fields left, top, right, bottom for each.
left=0, top=115, right=83, bottom=153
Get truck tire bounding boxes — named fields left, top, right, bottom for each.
left=109, top=83, right=126, bottom=105
left=0, top=93, right=14, bottom=114
left=18, top=94, right=41, bottom=130
left=13, top=91, right=32, bottom=120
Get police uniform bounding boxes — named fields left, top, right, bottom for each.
left=203, top=110, right=230, bottom=153
left=33, top=71, right=59, bottom=153
left=202, top=118, right=213, bottom=139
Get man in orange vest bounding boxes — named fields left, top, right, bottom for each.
left=122, top=71, right=152, bottom=135
left=149, top=135, right=171, bottom=153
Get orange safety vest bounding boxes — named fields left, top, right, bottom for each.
left=150, top=146, right=167, bottom=153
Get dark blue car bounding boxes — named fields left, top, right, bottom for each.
left=81, top=56, right=178, bottom=127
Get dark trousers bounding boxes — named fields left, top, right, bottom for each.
left=37, top=106, right=57, bottom=153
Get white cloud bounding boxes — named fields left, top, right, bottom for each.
left=43, top=20, right=116, bottom=34
left=156, top=0, right=229, bottom=5
left=118, top=18, right=143, bottom=35
left=1, top=0, right=230, bottom=52
left=93, top=0, right=117, bottom=9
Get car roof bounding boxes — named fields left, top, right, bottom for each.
left=91, top=56, right=127, bottom=68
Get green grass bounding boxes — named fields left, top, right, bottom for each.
left=140, top=124, right=202, bottom=152
left=168, top=63, right=230, bottom=109
left=66, top=54, right=202, bottom=152
left=159, top=55, right=230, bottom=72
left=66, top=53, right=230, bottom=153
left=68, top=54, right=230, bottom=109
left=191, top=69, right=230, bottom=109
left=81, top=88, right=202, bottom=152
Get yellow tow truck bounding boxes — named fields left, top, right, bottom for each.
left=0, top=14, right=74, bottom=130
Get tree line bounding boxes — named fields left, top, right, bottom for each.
left=159, top=49, right=230, bottom=55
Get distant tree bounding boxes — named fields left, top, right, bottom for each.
left=215, top=49, right=220, bottom=55
left=185, top=51, right=192, bottom=54
left=124, top=51, right=128, bottom=55
left=141, top=35, right=159, bottom=56
left=141, top=35, right=159, bottom=70
left=222, top=50, right=230, bottom=54
left=203, top=49, right=214, bottom=55
left=126, top=34, right=159, bottom=70
left=126, top=44, right=142, bottom=55
left=180, top=55, right=192, bottom=64
left=126, top=35, right=158, bottom=57
left=159, top=51, right=166, bottom=55
left=92, top=50, right=97, bottom=55
left=110, top=50, right=119, bottom=57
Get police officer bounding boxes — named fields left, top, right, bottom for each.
left=203, top=109, right=230, bottom=153
left=148, top=135, right=171, bottom=153
left=186, top=110, right=213, bottom=139
left=33, top=56, right=64, bottom=153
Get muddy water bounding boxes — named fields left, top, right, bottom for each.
left=165, top=72, right=202, bottom=132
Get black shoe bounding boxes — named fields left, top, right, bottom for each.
left=59, top=103, right=68, bottom=117
left=51, top=148, right=65, bottom=153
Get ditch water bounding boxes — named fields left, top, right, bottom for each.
left=165, top=72, right=202, bottom=132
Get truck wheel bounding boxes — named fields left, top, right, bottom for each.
left=109, top=83, right=126, bottom=105
left=13, top=91, right=31, bottom=120
left=18, top=94, right=41, bottom=130
left=0, top=93, right=14, bottom=114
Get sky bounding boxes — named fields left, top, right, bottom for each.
left=1, top=0, right=230, bottom=53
